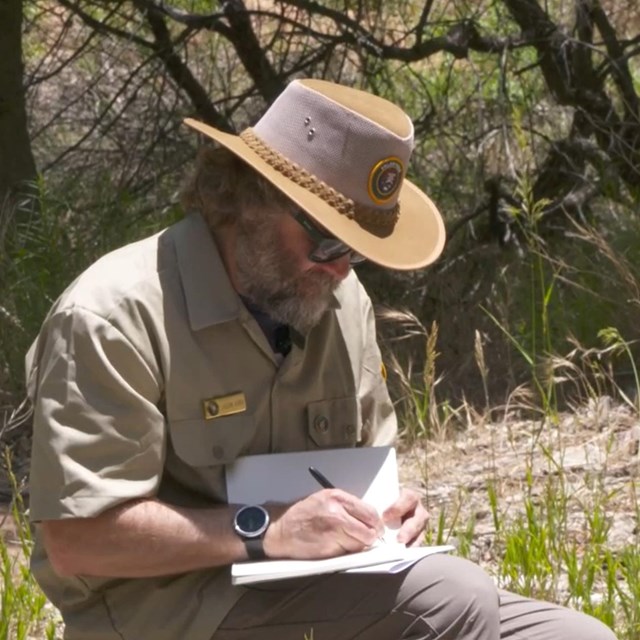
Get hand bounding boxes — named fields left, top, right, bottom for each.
left=264, top=489, right=385, bottom=559
left=382, top=488, right=428, bottom=546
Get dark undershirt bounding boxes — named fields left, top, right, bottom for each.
left=240, top=297, right=292, bottom=357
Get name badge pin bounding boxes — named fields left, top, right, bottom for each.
left=202, top=392, right=247, bottom=420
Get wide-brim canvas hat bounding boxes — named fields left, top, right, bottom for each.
left=184, top=78, right=445, bottom=270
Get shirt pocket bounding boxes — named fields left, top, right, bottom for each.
left=306, top=397, right=359, bottom=448
left=169, top=414, right=257, bottom=467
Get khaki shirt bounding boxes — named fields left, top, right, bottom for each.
left=27, top=212, right=397, bottom=640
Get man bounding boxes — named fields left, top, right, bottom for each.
left=27, top=78, right=615, bottom=639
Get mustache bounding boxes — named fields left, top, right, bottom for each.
left=267, top=271, right=337, bottom=304
left=291, top=270, right=341, bottom=299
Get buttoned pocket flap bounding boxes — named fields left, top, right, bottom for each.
left=307, top=397, right=359, bottom=448
left=169, top=414, right=256, bottom=467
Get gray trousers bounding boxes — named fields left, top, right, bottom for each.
left=213, top=554, right=617, bottom=640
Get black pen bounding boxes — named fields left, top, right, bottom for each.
left=308, top=466, right=335, bottom=489
left=308, top=466, right=385, bottom=543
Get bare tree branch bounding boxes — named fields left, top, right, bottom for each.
left=220, top=0, right=284, bottom=103
left=590, top=0, right=639, bottom=120
left=133, top=0, right=231, bottom=130
left=415, top=0, right=436, bottom=45
left=56, top=0, right=153, bottom=48
left=503, top=0, right=640, bottom=193
left=41, top=53, right=159, bottom=172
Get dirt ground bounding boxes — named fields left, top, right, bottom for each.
left=397, top=396, right=640, bottom=586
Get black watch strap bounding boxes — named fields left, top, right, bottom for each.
left=245, top=537, right=266, bottom=560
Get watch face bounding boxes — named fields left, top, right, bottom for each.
left=234, top=505, right=269, bottom=538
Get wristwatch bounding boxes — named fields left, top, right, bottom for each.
left=233, top=505, right=270, bottom=560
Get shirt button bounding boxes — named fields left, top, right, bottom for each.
left=345, top=424, right=356, bottom=437
left=212, top=445, right=225, bottom=459
left=314, top=415, right=329, bottom=433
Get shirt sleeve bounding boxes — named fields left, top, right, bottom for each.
left=28, top=306, right=166, bottom=521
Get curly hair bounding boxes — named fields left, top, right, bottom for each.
left=180, top=145, right=286, bottom=230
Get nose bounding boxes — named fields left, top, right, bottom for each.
left=315, top=253, right=351, bottom=280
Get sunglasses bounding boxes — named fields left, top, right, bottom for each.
left=291, top=209, right=366, bottom=266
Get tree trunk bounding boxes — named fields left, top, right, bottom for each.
left=0, top=0, right=37, bottom=233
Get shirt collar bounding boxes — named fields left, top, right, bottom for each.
left=171, top=213, right=241, bottom=331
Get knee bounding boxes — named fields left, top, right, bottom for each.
left=434, top=556, right=499, bottom=617
left=565, top=611, right=618, bottom=640
left=400, top=555, right=500, bottom=635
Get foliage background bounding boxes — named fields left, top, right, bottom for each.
left=2, top=0, right=640, bottom=416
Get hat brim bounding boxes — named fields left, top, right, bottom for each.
left=184, top=118, right=445, bottom=270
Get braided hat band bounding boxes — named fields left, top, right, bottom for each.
left=239, top=128, right=399, bottom=230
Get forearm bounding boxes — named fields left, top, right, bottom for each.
left=41, top=498, right=247, bottom=578
left=41, top=489, right=387, bottom=578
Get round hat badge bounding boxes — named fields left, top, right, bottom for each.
left=368, top=157, right=404, bottom=205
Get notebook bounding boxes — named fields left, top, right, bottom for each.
left=226, top=446, right=453, bottom=585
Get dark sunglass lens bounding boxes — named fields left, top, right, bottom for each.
left=309, top=239, right=352, bottom=263
left=293, top=209, right=365, bottom=265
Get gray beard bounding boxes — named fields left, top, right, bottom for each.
left=234, top=217, right=339, bottom=334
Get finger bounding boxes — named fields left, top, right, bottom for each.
left=329, top=491, right=384, bottom=546
left=395, top=516, right=424, bottom=545
left=382, top=489, right=420, bottom=521
left=322, top=489, right=381, bottom=528
left=395, top=503, right=429, bottom=545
